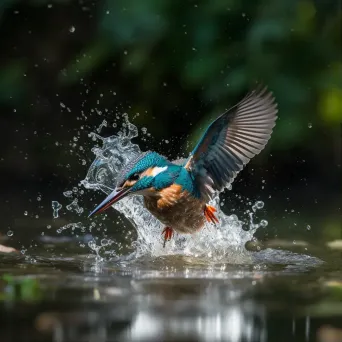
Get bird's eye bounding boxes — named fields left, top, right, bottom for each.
left=129, top=173, right=140, bottom=181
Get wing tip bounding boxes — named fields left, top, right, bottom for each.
left=239, top=83, right=279, bottom=122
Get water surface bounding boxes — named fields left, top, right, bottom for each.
left=1, top=240, right=342, bottom=342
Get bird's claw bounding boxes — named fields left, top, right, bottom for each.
left=204, top=205, right=219, bottom=224
left=162, top=227, right=173, bottom=248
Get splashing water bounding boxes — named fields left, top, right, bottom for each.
left=80, top=116, right=267, bottom=263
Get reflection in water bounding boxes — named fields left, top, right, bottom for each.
left=33, top=302, right=268, bottom=342
left=126, top=305, right=266, bottom=342
left=31, top=304, right=321, bottom=342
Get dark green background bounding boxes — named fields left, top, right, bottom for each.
left=0, top=0, right=341, bottom=248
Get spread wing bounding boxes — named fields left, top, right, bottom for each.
left=185, top=86, right=278, bottom=201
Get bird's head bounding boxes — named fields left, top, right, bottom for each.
left=88, top=151, right=170, bottom=217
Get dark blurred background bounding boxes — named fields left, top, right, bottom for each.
left=0, top=0, right=341, bottom=249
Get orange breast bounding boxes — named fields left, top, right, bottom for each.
left=143, top=184, right=206, bottom=234
left=157, top=184, right=183, bottom=208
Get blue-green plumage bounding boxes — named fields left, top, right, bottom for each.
left=175, top=168, right=200, bottom=198
left=126, top=152, right=169, bottom=179
left=151, top=165, right=179, bottom=190
left=130, top=161, right=200, bottom=198
left=89, top=86, right=278, bottom=244
left=131, top=163, right=179, bottom=192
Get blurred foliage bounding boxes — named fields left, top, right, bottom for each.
left=0, top=0, right=341, bottom=147
left=0, top=275, right=42, bottom=302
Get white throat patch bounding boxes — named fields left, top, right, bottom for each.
left=151, top=166, right=168, bottom=177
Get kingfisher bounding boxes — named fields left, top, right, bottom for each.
left=89, top=86, right=278, bottom=247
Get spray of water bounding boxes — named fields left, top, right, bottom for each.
left=79, top=115, right=267, bottom=263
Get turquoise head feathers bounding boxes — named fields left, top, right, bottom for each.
left=114, top=151, right=199, bottom=196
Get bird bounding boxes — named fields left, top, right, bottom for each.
left=89, top=86, right=278, bottom=247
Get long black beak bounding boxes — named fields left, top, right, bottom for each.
left=88, top=187, right=131, bottom=217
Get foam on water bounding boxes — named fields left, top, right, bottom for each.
left=80, top=116, right=267, bottom=263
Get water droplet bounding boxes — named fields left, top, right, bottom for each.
left=24, top=211, right=28, bottom=216
left=101, top=239, right=110, bottom=246
left=293, top=240, right=296, bottom=245
left=306, top=224, right=311, bottom=231
left=52, top=201, right=62, bottom=218
left=66, top=199, right=84, bottom=215
left=63, top=190, right=73, bottom=198
left=47, top=225, right=51, bottom=229
left=308, top=122, right=312, bottom=128
left=255, top=201, right=264, bottom=209
left=37, top=196, right=41, bottom=201
left=260, top=219, right=268, bottom=227
left=69, top=26, right=75, bottom=33
left=7, top=230, right=13, bottom=237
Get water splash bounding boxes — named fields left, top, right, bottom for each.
left=80, top=117, right=267, bottom=263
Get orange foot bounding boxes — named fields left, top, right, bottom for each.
left=162, top=227, right=173, bottom=248
left=204, top=205, right=219, bottom=224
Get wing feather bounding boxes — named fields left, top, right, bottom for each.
left=185, top=86, right=278, bottom=201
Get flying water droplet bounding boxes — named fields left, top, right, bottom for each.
left=255, top=201, right=264, bottom=209
left=52, top=201, right=62, bottom=218
left=260, top=220, right=268, bottom=227
left=66, top=199, right=84, bottom=215
left=63, top=190, right=73, bottom=198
